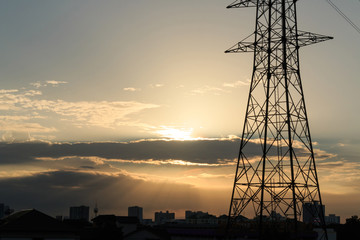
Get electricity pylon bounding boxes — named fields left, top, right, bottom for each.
left=226, top=1, right=332, bottom=239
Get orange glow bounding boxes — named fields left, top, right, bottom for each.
left=155, top=126, right=194, bottom=140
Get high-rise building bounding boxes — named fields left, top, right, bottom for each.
left=69, top=205, right=89, bottom=221
left=128, top=206, right=143, bottom=222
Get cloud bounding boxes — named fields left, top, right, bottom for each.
left=190, top=85, right=229, bottom=96
left=0, top=138, right=345, bottom=193
left=0, top=103, right=19, bottom=111
left=0, top=168, right=357, bottom=220
left=0, top=137, right=335, bottom=167
left=123, top=87, right=141, bottom=92
left=154, top=126, right=194, bottom=140
left=0, top=124, right=56, bottom=142
left=0, top=169, right=50, bottom=179
left=0, top=89, right=42, bottom=107
left=0, top=115, right=56, bottom=142
left=313, top=148, right=337, bottom=161
left=318, top=160, right=360, bottom=192
left=0, top=139, right=356, bottom=220
left=190, top=79, right=250, bottom=96
left=28, top=100, right=158, bottom=128
left=30, top=81, right=67, bottom=88
left=30, top=82, right=42, bottom=88
left=0, top=138, right=341, bottom=194
left=150, top=84, right=164, bottom=88
left=223, top=80, right=250, bottom=88
left=0, top=88, right=160, bottom=131
left=36, top=156, right=236, bottom=168
left=0, top=139, right=240, bottom=165
left=0, top=89, right=19, bottom=94
left=46, top=80, right=68, bottom=86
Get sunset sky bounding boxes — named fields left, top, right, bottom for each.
left=0, top=0, right=359, bottom=221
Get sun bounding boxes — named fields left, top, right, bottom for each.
left=155, top=127, right=194, bottom=140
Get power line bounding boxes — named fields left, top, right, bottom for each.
left=326, top=0, right=360, bottom=34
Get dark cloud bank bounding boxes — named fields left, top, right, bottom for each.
left=0, top=167, right=357, bottom=221
left=0, top=139, right=338, bottom=218
left=0, top=138, right=330, bottom=165
left=0, top=140, right=239, bottom=217
left=0, top=139, right=241, bottom=164
left=0, top=170, right=230, bottom=218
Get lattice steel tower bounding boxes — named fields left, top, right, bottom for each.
left=226, top=1, right=332, bottom=239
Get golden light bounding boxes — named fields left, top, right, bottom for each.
left=155, top=126, right=194, bottom=140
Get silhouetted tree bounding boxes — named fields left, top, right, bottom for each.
left=336, top=215, right=360, bottom=240
left=345, top=215, right=360, bottom=225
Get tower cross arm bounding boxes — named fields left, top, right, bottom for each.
left=227, top=0, right=257, bottom=9
left=225, top=41, right=256, bottom=53
left=296, top=31, right=333, bottom=47
left=225, top=30, right=333, bottom=53
left=225, top=33, right=257, bottom=53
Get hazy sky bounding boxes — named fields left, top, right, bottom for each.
left=0, top=0, right=359, bottom=221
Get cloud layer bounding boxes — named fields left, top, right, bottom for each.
left=0, top=138, right=357, bottom=221
left=0, top=138, right=336, bottom=165
left=0, top=87, right=159, bottom=141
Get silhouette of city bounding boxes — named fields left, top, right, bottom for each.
left=1, top=201, right=359, bottom=239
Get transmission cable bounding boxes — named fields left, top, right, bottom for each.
left=325, top=0, right=360, bottom=34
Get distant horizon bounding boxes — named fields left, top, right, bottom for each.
left=3, top=201, right=349, bottom=225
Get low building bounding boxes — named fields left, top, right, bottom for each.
left=0, top=209, right=78, bottom=240
left=155, top=211, right=175, bottom=225
left=185, top=211, right=218, bottom=225
left=92, top=215, right=140, bottom=236
left=325, top=214, right=340, bottom=225
left=142, top=218, right=154, bottom=225
left=70, top=205, right=89, bottom=222
left=116, top=216, right=140, bottom=235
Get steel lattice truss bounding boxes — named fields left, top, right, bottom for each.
left=226, top=0, right=332, bottom=239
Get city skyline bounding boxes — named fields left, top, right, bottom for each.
left=0, top=201, right=343, bottom=226
left=0, top=0, right=359, bottom=223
